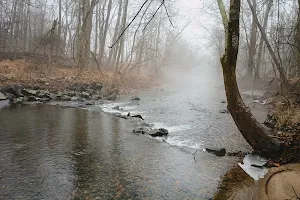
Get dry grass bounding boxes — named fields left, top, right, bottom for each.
left=272, top=95, right=300, bottom=127
left=0, top=59, right=158, bottom=93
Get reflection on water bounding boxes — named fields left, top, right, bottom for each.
left=1, top=104, right=240, bottom=200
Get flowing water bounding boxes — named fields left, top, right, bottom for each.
left=0, top=67, right=266, bottom=199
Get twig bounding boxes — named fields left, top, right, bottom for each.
left=90, top=51, right=104, bottom=76
left=109, top=0, right=149, bottom=48
left=192, top=149, right=200, bottom=162
left=163, top=2, right=174, bottom=28
left=142, top=0, right=164, bottom=32
left=292, top=186, right=300, bottom=200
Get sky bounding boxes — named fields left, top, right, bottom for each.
left=175, top=0, right=219, bottom=54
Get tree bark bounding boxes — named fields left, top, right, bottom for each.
left=246, top=0, right=257, bottom=77
left=221, top=0, right=284, bottom=158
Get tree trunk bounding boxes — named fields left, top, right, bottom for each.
left=221, top=0, right=284, bottom=158
left=246, top=0, right=257, bottom=77
left=107, top=0, right=122, bottom=68
left=255, top=0, right=273, bottom=81
left=98, top=0, right=112, bottom=65
left=247, top=0, right=288, bottom=86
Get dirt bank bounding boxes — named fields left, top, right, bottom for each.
left=214, top=163, right=300, bottom=200
left=0, top=59, right=157, bottom=94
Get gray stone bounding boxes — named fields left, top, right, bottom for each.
left=81, top=91, right=90, bottom=99
left=1, top=85, right=23, bottom=97
left=71, top=96, right=84, bottom=102
left=0, top=99, right=10, bottom=108
left=75, top=85, right=86, bottom=93
left=0, top=92, right=6, bottom=100
left=12, top=97, right=24, bottom=104
left=130, top=96, right=141, bottom=101
left=36, top=90, right=50, bottom=98
left=22, top=89, right=37, bottom=96
left=49, top=94, right=58, bottom=101
left=149, top=128, right=169, bottom=137
left=27, top=96, right=38, bottom=102
left=66, top=91, right=77, bottom=97
left=92, top=94, right=102, bottom=100
left=106, top=92, right=118, bottom=101
left=205, top=148, right=226, bottom=157
left=61, top=95, right=71, bottom=101
left=219, top=109, right=230, bottom=114
left=91, top=83, right=103, bottom=91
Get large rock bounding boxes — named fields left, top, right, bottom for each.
left=1, top=85, right=23, bottom=97
left=0, top=92, right=6, bottom=100
left=21, top=89, right=37, bottom=96
left=149, top=128, right=169, bottom=137
left=205, top=148, right=226, bottom=157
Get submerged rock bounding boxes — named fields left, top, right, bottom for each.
left=133, top=127, right=148, bottom=135
left=219, top=109, right=230, bottom=114
left=149, top=128, right=169, bottom=137
left=206, top=148, right=226, bottom=157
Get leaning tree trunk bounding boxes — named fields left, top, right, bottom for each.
left=221, top=0, right=284, bottom=158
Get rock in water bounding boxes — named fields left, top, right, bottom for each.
left=0, top=92, right=6, bottom=100
left=220, top=100, right=226, bottom=104
left=130, top=96, right=141, bottom=101
left=219, top=109, right=230, bottom=114
left=205, top=148, right=226, bottom=157
left=150, top=128, right=169, bottom=137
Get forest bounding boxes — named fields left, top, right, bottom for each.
left=0, top=0, right=300, bottom=200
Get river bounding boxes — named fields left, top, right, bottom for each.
left=0, top=66, right=266, bottom=199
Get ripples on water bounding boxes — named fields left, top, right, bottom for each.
left=0, top=103, right=245, bottom=200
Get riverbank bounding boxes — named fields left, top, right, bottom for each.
left=214, top=82, right=300, bottom=200
left=0, top=60, right=158, bottom=106
left=214, top=163, right=300, bottom=200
